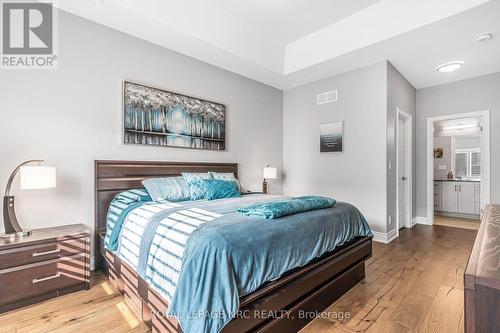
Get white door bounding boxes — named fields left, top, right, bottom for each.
left=398, top=119, right=407, bottom=229
left=458, top=182, right=476, bottom=214
left=442, top=182, right=458, bottom=213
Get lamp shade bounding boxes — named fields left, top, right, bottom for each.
left=263, top=167, right=277, bottom=179
left=20, top=166, right=56, bottom=190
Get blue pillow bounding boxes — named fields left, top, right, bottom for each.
left=114, top=188, right=151, bottom=204
left=209, top=171, right=242, bottom=192
left=182, top=172, right=212, bottom=200
left=203, top=179, right=240, bottom=200
left=142, top=176, right=190, bottom=202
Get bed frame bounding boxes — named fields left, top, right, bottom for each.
left=95, top=160, right=372, bottom=333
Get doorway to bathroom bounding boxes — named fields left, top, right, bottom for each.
left=426, top=110, right=490, bottom=229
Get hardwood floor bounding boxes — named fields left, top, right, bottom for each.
left=434, top=215, right=480, bottom=231
left=301, top=224, right=476, bottom=333
left=0, top=225, right=476, bottom=333
left=0, top=274, right=150, bottom=333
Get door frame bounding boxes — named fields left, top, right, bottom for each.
left=396, top=108, right=413, bottom=231
left=426, top=110, right=490, bottom=225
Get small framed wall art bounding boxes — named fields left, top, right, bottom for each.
left=320, top=121, right=344, bottom=153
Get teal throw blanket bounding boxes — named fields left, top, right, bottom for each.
left=237, top=195, right=336, bottom=219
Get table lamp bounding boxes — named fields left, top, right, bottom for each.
left=263, top=165, right=277, bottom=194
left=2, top=160, right=56, bottom=239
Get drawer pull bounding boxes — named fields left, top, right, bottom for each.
left=32, top=273, right=61, bottom=284
left=32, top=248, right=60, bottom=257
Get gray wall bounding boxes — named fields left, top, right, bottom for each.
left=283, top=62, right=388, bottom=233
left=0, top=11, right=284, bottom=263
left=433, top=136, right=453, bottom=180
left=416, top=72, right=500, bottom=217
left=386, top=62, right=417, bottom=232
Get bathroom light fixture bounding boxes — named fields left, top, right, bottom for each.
left=442, top=124, right=478, bottom=131
left=436, top=61, right=464, bottom=73
left=476, top=33, right=493, bottom=42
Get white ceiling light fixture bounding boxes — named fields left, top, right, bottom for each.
left=476, top=33, right=493, bottom=42
left=442, top=124, right=478, bottom=130
left=436, top=61, right=464, bottom=73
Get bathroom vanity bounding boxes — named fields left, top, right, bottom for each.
left=434, top=180, right=480, bottom=218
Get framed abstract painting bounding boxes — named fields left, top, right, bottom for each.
left=123, top=81, right=226, bottom=150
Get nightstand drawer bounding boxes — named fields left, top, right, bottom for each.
left=0, top=254, right=87, bottom=307
left=0, top=238, right=87, bottom=270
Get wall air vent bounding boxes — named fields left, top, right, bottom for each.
left=316, top=90, right=338, bottom=105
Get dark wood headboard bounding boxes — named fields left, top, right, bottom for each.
left=94, top=160, right=238, bottom=269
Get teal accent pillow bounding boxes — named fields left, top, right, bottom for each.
left=182, top=172, right=212, bottom=201
left=208, top=171, right=241, bottom=192
left=115, top=188, right=151, bottom=204
left=142, top=176, right=190, bottom=202
left=203, top=179, right=240, bottom=200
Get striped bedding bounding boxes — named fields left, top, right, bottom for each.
left=107, top=199, right=204, bottom=301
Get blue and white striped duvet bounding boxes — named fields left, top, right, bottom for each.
left=105, top=193, right=372, bottom=333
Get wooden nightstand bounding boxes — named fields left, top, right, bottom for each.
left=0, top=224, right=90, bottom=313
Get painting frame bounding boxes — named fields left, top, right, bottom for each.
left=122, top=80, right=226, bottom=151
left=320, top=121, right=344, bottom=153
left=434, top=147, right=444, bottom=158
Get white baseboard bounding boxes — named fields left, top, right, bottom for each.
left=373, top=217, right=432, bottom=244
left=386, top=228, right=398, bottom=243
left=414, top=216, right=431, bottom=225
left=372, top=228, right=398, bottom=244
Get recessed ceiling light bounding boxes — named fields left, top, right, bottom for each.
left=436, top=61, right=464, bottom=73
left=476, top=33, right=493, bottom=42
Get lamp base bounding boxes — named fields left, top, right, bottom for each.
left=0, top=229, right=32, bottom=239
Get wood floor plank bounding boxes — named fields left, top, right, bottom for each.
left=16, top=298, right=142, bottom=333
left=418, top=286, right=463, bottom=333
left=434, top=216, right=479, bottom=231
left=410, top=246, right=457, bottom=298
left=458, top=311, right=465, bottom=333
left=385, top=292, right=434, bottom=332
left=44, top=300, right=148, bottom=333
left=442, top=240, right=473, bottom=290
left=0, top=279, right=118, bottom=316
left=0, top=277, right=149, bottom=333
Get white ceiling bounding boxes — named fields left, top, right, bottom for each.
left=57, top=0, right=500, bottom=90
left=214, top=0, right=383, bottom=43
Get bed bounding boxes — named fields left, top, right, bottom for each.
left=95, top=160, right=373, bottom=333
